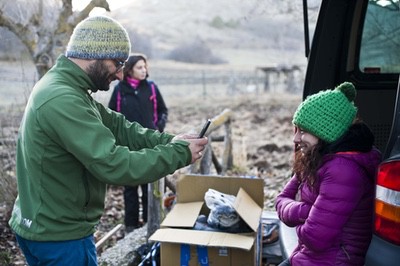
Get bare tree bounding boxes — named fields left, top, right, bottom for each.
left=0, top=0, right=111, bottom=78
left=0, top=0, right=111, bottom=213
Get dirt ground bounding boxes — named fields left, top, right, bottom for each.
left=166, top=92, right=301, bottom=208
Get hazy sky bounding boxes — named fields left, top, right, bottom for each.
left=72, top=0, right=126, bottom=15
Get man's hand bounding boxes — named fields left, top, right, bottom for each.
left=172, top=134, right=208, bottom=164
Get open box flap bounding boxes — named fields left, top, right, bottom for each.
left=160, top=202, right=203, bottom=228
left=176, top=175, right=264, bottom=207
left=234, top=188, right=263, bottom=232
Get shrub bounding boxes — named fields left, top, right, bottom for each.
left=167, top=39, right=226, bottom=64
left=210, top=16, right=225, bottom=29
left=209, top=16, right=240, bottom=29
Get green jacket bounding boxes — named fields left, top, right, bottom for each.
left=9, top=55, right=191, bottom=241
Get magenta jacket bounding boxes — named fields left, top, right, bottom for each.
left=276, top=148, right=381, bottom=265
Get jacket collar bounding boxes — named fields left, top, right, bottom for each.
left=56, top=55, right=96, bottom=93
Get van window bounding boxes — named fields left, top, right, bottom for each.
left=359, top=0, right=400, bottom=74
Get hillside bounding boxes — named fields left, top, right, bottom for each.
left=1, top=0, right=317, bottom=67
left=100, top=0, right=308, bottom=67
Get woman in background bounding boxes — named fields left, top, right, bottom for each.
left=109, top=54, right=168, bottom=232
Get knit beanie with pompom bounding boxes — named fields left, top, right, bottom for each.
left=65, top=16, right=131, bottom=60
left=292, top=82, right=358, bottom=143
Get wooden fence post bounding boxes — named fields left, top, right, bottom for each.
left=221, top=119, right=233, bottom=175
left=147, top=179, right=163, bottom=239
left=190, top=108, right=233, bottom=175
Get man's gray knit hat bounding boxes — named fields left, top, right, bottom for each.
left=66, top=16, right=131, bottom=60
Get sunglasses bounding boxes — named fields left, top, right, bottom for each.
left=113, top=59, right=125, bottom=73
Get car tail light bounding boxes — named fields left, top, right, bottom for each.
left=374, top=161, right=400, bottom=245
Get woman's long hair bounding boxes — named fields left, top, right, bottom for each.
left=293, top=140, right=327, bottom=187
left=292, top=120, right=374, bottom=187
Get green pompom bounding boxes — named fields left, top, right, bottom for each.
left=336, top=82, right=356, bottom=102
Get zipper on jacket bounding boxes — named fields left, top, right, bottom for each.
left=82, top=170, right=90, bottom=221
left=340, top=244, right=351, bottom=260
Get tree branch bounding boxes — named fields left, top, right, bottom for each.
left=0, top=0, right=112, bottom=78
left=73, top=0, right=110, bottom=25
left=0, top=8, right=35, bottom=56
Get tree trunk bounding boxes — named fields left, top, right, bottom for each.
left=0, top=0, right=112, bottom=211
left=0, top=0, right=111, bottom=79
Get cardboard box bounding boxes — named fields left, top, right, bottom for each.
left=150, top=174, right=264, bottom=266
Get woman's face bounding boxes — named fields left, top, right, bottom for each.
left=293, top=126, right=319, bottom=154
left=129, top=59, right=147, bottom=80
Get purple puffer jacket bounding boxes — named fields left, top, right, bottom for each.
left=276, top=148, right=381, bottom=266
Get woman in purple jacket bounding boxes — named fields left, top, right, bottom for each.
left=276, top=82, right=381, bottom=266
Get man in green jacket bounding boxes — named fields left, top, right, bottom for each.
left=8, top=15, right=208, bottom=265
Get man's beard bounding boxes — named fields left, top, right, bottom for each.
left=86, top=60, right=114, bottom=92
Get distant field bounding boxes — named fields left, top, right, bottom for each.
left=0, top=58, right=304, bottom=108
left=0, top=59, right=37, bottom=106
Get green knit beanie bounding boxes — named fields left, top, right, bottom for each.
left=292, top=82, right=358, bottom=143
left=66, top=16, right=131, bottom=60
